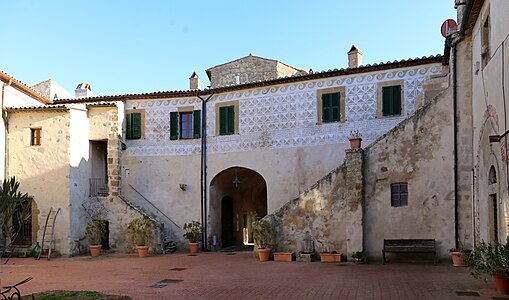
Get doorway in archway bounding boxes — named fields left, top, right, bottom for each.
left=210, top=167, right=267, bottom=250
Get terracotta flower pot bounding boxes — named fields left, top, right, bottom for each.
left=349, top=137, right=362, bottom=149
left=320, top=253, right=341, bottom=263
left=136, top=245, right=149, bottom=257
left=258, top=248, right=271, bottom=262
left=89, top=244, right=101, bottom=257
left=450, top=252, right=466, bottom=267
left=493, top=274, right=509, bottom=295
left=274, top=252, right=293, bottom=262
left=189, top=242, right=199, bottom=253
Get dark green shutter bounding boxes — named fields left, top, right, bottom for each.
left=170, top=112, right=178, bottom=140
left=126, top=113, right=132, bottom=139
left=227, top=106, right=235, bottom=134
left=322, top=93, right=340, bottom=122
left=382, top=85, right=401, bottom=116
left=193, top=110, right=201, bottom=138
left=331, top=92, right=340, bottom=121
left=131, top=113, right=142, bottom=139
left=322, top=94, right=330, bottom=122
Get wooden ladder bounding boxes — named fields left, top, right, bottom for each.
left=38, top=207, right=60, bottom=260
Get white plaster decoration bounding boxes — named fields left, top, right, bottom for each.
left=125, top=65, right=441, bottom=156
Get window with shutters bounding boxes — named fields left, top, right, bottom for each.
left=30, top=128, right=41, bottom=146
left=215, top=100, right=239, bottom=136
left=170, top=109, right=201, bottom=140
left=391, top=183, right=408, bottom=207
left=126, top=109, right=145, bottom=139
left=316, top=87, right=345, bottom=124
left=377, top=80, right=404, bottom=118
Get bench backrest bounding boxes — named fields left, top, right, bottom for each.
left=384, top=239, right=435, bottom=250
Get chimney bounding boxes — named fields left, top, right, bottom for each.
left=75, top=82, right=94, bottom=98
left=189, top=72, right=200, bottom=90
left=347, top=45, right=363, bottom=68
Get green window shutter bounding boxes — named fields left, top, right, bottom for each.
left=322, top=94, right=330, bottom=122
left=170, top=112, right=179, bottom=140
left=331, top=92, right=340, bottom=121
left=382, top=85, right=402, bottom=116
left=219, top=106, right=228, bottom=135
left=193, top=110, right=201, bottom=138
left=126, top=113, right=132, bottom=139
left=322, top=93, right=340, bottom=122
left=131, top=113, right=142, bottom=139
left=227, top=106, right=235, bottom=134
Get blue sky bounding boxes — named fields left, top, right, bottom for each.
left=1, top=1, right=456, bottom=96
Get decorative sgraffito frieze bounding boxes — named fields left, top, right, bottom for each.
left=125, top=65, right=441, bottom=156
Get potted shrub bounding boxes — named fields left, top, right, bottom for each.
left=273, top=251, right=294, bottom=262
left=252, top=219, right=274, bottom=262
left=348, top=130, right=362, bottom=149
left=183, top=220, right=202, bottom=253
left=466, top=241, right=509, bottom=294
left=449, top=247, right=471, bottom=267
left=85, top=220, right=106, bottom=257
left=127, top=218, right=153, bottom=257
left=351, top=251, right=367, bottom=264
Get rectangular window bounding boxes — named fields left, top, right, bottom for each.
left=30, top=128, right=41, bottom=146
left=481, top=15, right=490, bottom=68
left=170, top=110, right=201, bottom=140
left=322, top=92, right=340, bottom=123
left=219, top=105, right=235, bottom=135
left=391, top=183, right=408, bottom=207
left=126, top=112, right=142, bottom=139
left=382, top=85, right=402, bottom=116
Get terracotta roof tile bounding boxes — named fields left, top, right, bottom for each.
left=0, top=70, right=52, bottom=104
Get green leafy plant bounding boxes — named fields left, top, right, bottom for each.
left=0, top=177, right=31, bottom=260
left=85, top=220, right=107, bottom=245
left=127, top=218, right=153, bottom=246
left=352, top=251, right=368, bottom=262
left=466, top=241, right=509, bottom=279
left=183, top=220, right=202, bottom=243
left=252, top=219, right=274, bottom=249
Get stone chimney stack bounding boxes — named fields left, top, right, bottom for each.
left=75, top=82, right=94, bottom=98
left=347, top=45, right=363, bottom=68
left=189, top=72, right=200, bottom=90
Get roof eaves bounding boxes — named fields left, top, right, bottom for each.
left=6, top=105, right=69, bottom=112
left=0, top=70, right=52, bottom=104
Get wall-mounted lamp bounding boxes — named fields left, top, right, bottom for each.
left=179, top=183, right=187, bottom=191
left=489, top=135, right=501, bottom=143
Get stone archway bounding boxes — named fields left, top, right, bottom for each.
left=209, top=167, right=267, bottom=250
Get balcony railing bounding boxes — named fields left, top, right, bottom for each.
left=89, top=178, right=108, bottom=197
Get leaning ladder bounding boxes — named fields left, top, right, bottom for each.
left=38, top=207, right=60, bottom=260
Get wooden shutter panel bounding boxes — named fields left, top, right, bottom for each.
left=227, top=106, right=235, bottom=134
left=219, top=106, right=227, bottom=135
left=126, top=113, right=133, bottom=139
left=322, top=94, right=330, bottom=122
left=170, top=112, right=179, bottom=140
left=193, top=110, right=201, bottom=138
left=331, top=92, right=340, bottom=121
left=393, top=85, right=402, bottom=115
left=131, top=112, right=142, bottom=139
left=382, top=86, right=392, bottom=116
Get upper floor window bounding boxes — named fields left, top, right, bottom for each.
left=30, top=128, right=41, bottom=146
left=317, top=87, right=345, bottom=124
left=126, top=110, right=144, bottom=139
left=391, top=182, right=408, bottom=207
left=382, top=85, right=402, bottom=116
left=215, top=101, right=239, bottom=136
left=170, top=110, right=201, bottom=140
left=481, top=14, right=491, bottom=68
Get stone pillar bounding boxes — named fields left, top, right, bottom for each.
left=345, top=148, right=363, bottom=255
left=107, top=110, right=121, bottom=196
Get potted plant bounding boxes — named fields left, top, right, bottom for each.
left=127, top=218, right=153, bottom=257
left=252, top=219, right=274, bottom=262
left=466, top=241, right=509, bottom=294
left=183, top=220, right=202, bottom=253
left=273, top=250, right=294, bottom=262
left=449, top=247, right=471, bottom=267
left=351, top=251, right=367, bottom=264
left=348, top=130, right=362, bottom=149
left=85, top=220, right=106, bottom=257
left=320, top=251, right=342, bottom=263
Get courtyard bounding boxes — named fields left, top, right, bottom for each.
left=0, top=251, right=506, bottom=300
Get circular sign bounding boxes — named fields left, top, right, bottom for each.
left=441, top=19, right=458, bottom=37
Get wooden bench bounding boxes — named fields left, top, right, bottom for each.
left=382, top=239, right=437, bottom=265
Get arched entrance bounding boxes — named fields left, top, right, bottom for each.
left=210, top=167, right=267, bottom=250
left=488, top=165, right=499, bottom=242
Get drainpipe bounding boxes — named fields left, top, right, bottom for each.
left=197, top=93, right=214, bottom=251
left=1, top=79, right=11, bottom=181
left=452, top=41, right=459, bottom=250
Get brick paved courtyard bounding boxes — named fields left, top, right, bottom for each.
left=0, top=251, right=507, bottom=300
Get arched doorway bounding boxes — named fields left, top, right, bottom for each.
left=488, top=166, right=499, bottom=242
left=210, top=167, right=267, bottom=250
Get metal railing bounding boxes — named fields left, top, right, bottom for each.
left=89, top=178, right=108, bottom=197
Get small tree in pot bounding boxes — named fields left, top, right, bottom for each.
left=252, top=219, right=274, bottom=262
left=127, top=218, right=153, bottom=257
left=183, top=220, right=202, bottom=253
left=466, top=241, right=509, bottom=294
left=85, top=220, right=106, bottom=257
